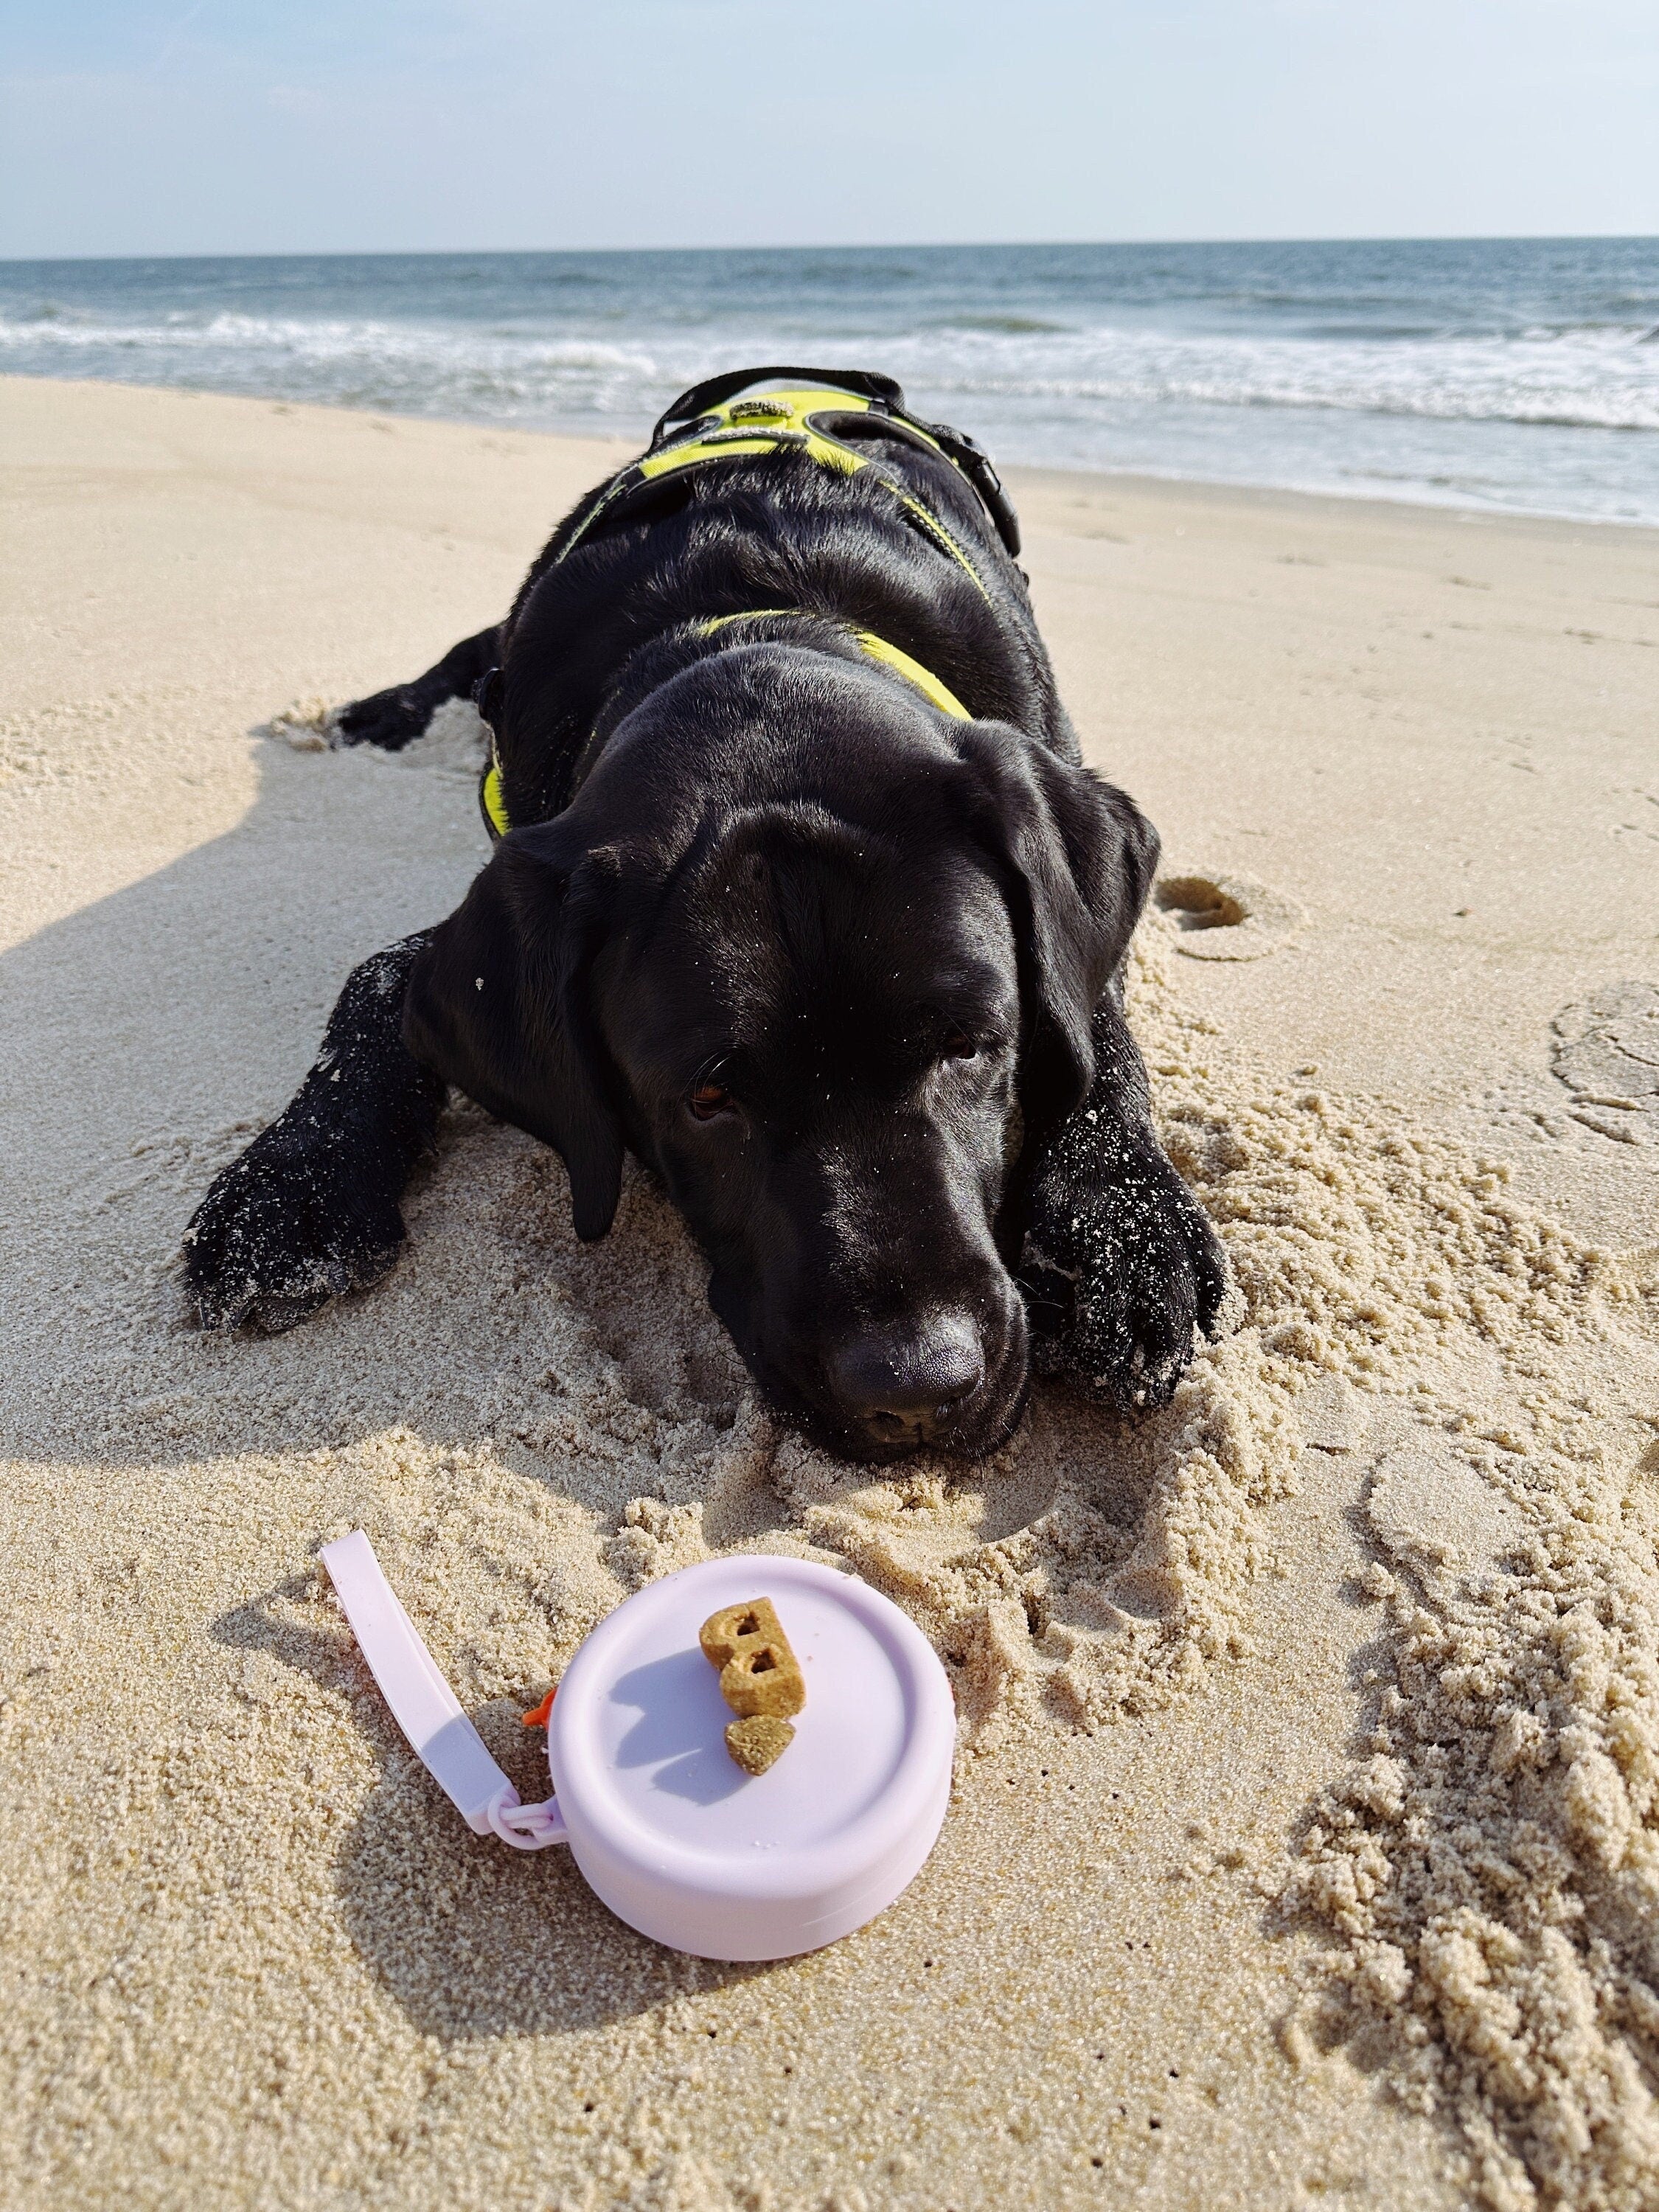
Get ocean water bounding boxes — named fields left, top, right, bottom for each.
left=3, top=239, right=1657, bottom=525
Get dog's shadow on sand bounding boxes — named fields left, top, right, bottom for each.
left=4, top=734, right=801, bottom=2043
left=4, top=736, right=750, bottom=1485
left=212, top=1576, right=781, bottom=2042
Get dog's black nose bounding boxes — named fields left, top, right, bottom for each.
left=830, top=1315, right=986, bottom=1444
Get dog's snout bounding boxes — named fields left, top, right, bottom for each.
left=829, top=1314, right=986, bottom=1444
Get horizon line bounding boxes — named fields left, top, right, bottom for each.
left=4, top=230, right=1658, bottom=268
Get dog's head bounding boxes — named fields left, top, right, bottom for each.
left=406, top=646, right=1156, bottom=1460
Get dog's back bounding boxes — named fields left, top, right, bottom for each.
left=488, top=377, right=1079, bottom=829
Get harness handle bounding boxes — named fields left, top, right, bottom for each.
left=654, top=364, right=1021, bottom=560
left=651, top=365, right=907, bottom=446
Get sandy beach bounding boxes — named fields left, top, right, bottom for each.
left=3, top=374, right=1657, bottom=2211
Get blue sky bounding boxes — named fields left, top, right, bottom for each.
left=2, top=0, right=1656, bottom=259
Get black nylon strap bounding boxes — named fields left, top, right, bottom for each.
left=914, top=418, right=1022, bottom=560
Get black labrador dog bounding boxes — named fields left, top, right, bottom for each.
left=184, top=369, right=1225, bottom=1461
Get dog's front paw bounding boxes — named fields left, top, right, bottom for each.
left=333, top=683, right=434, bottom=753
left=1020, top=1121, right=1229, bottom=1408
left=184, top=1113, right=406, bottom=1332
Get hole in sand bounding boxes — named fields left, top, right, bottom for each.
left=1152, top=870, right=1307, bottom=962
left=1156, top=877, right=1247, bottom=933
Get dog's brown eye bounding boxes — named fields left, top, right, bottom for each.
left=688, top=1079, right=732, bottom=1121
left=941, top=1031, right=980, bottom=1061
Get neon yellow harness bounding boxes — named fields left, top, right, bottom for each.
left=565, top=386, right=992, bottom=601
left=480, top=378, right=995, bottom=840
left=479, top=611, right=969, bottom=839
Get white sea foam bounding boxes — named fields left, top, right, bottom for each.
left=3, top=240, right=1655, bottom=522
left=3, top=310, right=1652, bottom=434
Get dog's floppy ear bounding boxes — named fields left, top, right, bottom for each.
left=956, top=725, right=1159, bottom=1145
left=403, top=824, right=624, bottom=1240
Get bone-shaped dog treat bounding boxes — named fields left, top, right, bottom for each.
left=700, top=1597, right=804, bottom=1773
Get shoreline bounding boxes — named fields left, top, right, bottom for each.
left=4, top=373, right=1658, bottom=2212
left=7, top=369, right=1658, bottom=540
left=1012, top=453, right=1659, bottom=543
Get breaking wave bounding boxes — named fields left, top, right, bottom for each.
left=2, top=237, right=1656, bottom=521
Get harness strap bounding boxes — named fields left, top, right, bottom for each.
left=481, top=747, right=512, bottom=840
left=650, top=365, right=1021, bottom=559
left=558, top=369, right=1019, bottom=584
left=479, top=613, right=968, bottom=841
left=700, top=611, right=970, bottom=720
left=478, top=369, right=1008, bottom=843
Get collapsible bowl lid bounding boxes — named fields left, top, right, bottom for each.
left=548, top=1552, right=955, bottom=1958
left=323, top=1537, right=956, bottom=1963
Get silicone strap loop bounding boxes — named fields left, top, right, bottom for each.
left=487, top=1784, right=569, bottom=1852
left=321, top=1529, right=568, bottom=1851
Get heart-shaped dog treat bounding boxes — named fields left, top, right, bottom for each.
left=724, top=1714, right=796, bottom=1775
left=700, top=1598, right=805, bottom=1771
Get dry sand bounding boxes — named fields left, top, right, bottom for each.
left=2, top=375, right=1657, bottom=2212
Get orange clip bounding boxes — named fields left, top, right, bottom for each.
left=521, top=1685, right=557, bottom=1731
